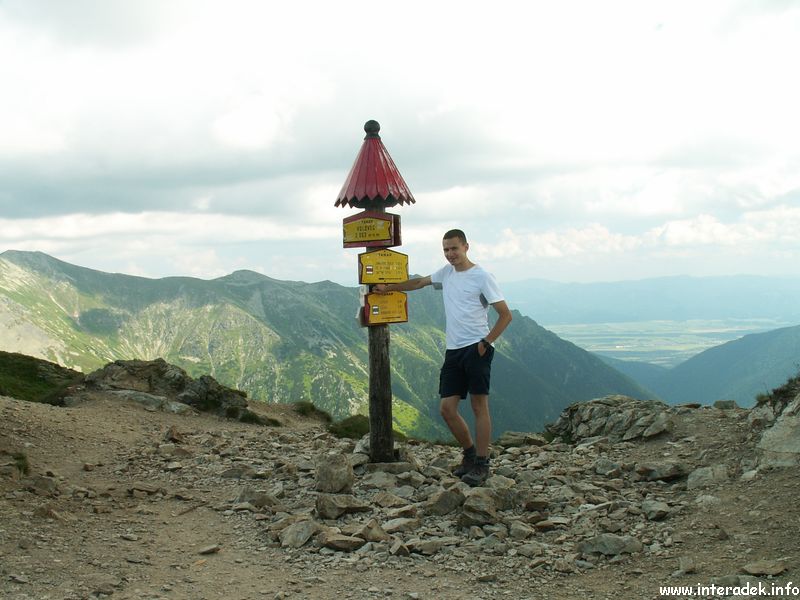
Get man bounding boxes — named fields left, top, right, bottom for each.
left=375, top=229, right=512, bottom=486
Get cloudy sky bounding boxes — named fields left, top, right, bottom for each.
left=1, top=0, right=799, bottom=286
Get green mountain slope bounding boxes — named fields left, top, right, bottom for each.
left=597, top=355, right=670, bottom=395
left=0, top=250, right=655, bottom=438
left=647, top=325, right=800, bottom=407
left=0, top=350, right=83, bottom=403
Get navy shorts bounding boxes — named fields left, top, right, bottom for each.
left=439, top=341, right=495, bottom=399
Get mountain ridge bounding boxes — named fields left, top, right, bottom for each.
left=0, top=250, right=654, bottom=439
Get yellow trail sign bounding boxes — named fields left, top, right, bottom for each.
left=358, top=249, right=408, bottom=284
left=363, top=292, right=408, bottom=325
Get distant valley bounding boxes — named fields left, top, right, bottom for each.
left=603, top=324, right=800, bottom=407
left=502, top=274, right=800, bottom=406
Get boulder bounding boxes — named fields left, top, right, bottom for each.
left=420, top=488, right=465, bottom=516
left=547, top=395, right=674, bottom=443
left=496, top=431, right=548, bottom=448
left=86, top=359, right=250, bottom=419
left=319, top=532, right=365, bottom=552
left=757, top=396, right=800, bottom=467
left=315, top=493, right=371, bottom=519
left=636, top=461, right=690, bottom=482
left=641, top=499, right=670, bottom=521
left=279, top=520, right=320, bottom=548
left=687, top=464, right=729, bottom=490
left=577, top=533, right=643, bottom=556
left=315, top=454, right=354, bottom=493
left=458, top=489, right=499, bottom=527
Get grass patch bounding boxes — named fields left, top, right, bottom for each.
left=292, top=401, right=332, bottom=423
left=327, top=414, right=408, bottom=441
left=757, top=371, right=800, bottom=407
left=0, top=351, right=83, bottom=405
left=239, top=409, right=281, bottom=426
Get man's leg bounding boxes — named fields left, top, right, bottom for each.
left=470, top=393, right=491, bottom=457
left=439, top=395, right=473, bottom=449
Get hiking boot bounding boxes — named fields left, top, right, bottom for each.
left=453, top=452, right=476, bottom=477
left=461, top=458, right=490, bottom=487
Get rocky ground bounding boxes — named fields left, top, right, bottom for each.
left=1, top=367, right=798, bottom=600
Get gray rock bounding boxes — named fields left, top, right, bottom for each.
left=636, top=461, right=690, bottom=482
left=315, top=493, right=371, bottom=519
left=420, top=488, right=465, bottom=516
left=548, top=395, right=673, bottom=443
left=757, top=396, right=800, bottom=467
left=742, top=559, right=786, bottom=576
left=382, top=517, right=421, bottom=534
left=406, top=536, right=460, bottom=555
left=687, top=464, right=729, bottom=490
left=352, top=518, right=390, bottom=542
left=594, top=457, right=622, bottom=477
left=88, top=359, right=248, bottom=419
left=315, top=454, right=354, bottom=493
left=641, top=499, right=670, bottom=521
left=517, top=542, right=546, bottom=557
left=577, top=533, right=643, bottom=556
left=372, top=490, right=408, bottom=508
left=279, top=520, right=320, bottom=548
left=365, top=461, right=414, bottom=474
left=232, top=487, right=279, bottom=509
left=496, top=431, right=548, bottom=447
left=319, top=532, right=366, bottom=552
left=108, top=390, right=167, bottom=410
left=163, top=401, right=195, bottom=415
left=458, top=489, right=499, bottom=527
left=642, top=412, right=674, bottom=438
left=508, top=520, right=535, bottom=540
left=361, top=471, right=398, bottom=489
left=220, top=464, right=257, bottom=479
left=24, top=475, right=59, bottom=496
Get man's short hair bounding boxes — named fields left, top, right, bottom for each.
left=443, top=229, right=467, bottom=244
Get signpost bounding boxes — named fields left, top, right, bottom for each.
left=335, top=120, right=416, bottom=463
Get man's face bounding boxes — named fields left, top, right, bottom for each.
left=442, top=236, right=469, bottom=268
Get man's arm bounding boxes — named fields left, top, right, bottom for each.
left=484, top=300, right=512, bottom=345
left=374, top=276, right=432, bottom=294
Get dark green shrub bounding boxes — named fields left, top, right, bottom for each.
left=328, top=415, right=370, bottom=439
left=327, top=415, right=408, bottom=441
left=13, top=452, right=29, bottom=475
left=292, top=401, right=332, bottom=423
left=239, top=409, right=280, bottom=426
left=0, top=351, right=83, bottom=404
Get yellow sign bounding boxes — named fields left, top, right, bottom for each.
left=343, top=216, right=392, bottom=244
left=358, top=249, right=409, bottom=284
left=342, top=211, right=401, bottom=248
left=364, top=292, right=408, bottom=325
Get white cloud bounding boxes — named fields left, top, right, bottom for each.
left=0, top=212, right=338, bottom=246
left=1, top=1, right=800, bottom=284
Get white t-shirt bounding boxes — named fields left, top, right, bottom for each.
left=430, top=264, right=505, bottom=350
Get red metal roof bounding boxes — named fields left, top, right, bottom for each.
left=335, top=120, right=416, bottom=209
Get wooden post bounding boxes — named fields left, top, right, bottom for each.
left=368, top=321, right=394, bottom=462
left=368, top=205, right=394, bottom=463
